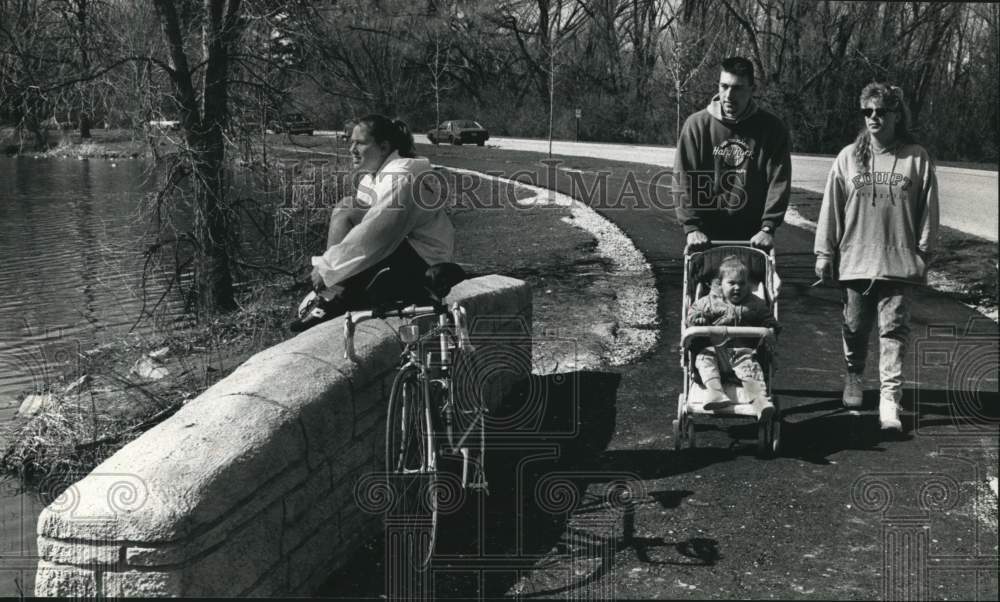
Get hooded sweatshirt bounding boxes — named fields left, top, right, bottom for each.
left=674, top=96, right=792, bottom=240
left=814, top=142, right=939, bottom=283
left=312, top=152, right=455, bottom=287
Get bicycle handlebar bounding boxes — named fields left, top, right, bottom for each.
left=343, top=303, right=474, bottom=362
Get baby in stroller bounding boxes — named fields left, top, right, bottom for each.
left=688, top=254, right=780, bottom=410
left=675, top=243, right=782, bottom=455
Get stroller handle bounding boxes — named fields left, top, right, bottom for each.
left=681, top=325, right=776, bottom=348
left=684, top=240, right=775, bottom=255
left=707, top=239, right=754, bottom=246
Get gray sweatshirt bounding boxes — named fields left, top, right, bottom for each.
left=814, top=142, right=939, bottom=283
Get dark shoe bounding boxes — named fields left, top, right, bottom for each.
left=842, top=372, right=864, bottom=409
left=289, top=288, right=345, bottom=333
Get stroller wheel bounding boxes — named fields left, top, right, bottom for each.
left=686, top=419, right=697, bottom=449
left=672, top=419, right=682, bottom=451
left=771, top=416, right=782, bottom=455
left=756, top=406, right=776, bottom=458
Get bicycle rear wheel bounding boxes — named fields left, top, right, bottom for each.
left=385, top=365, right=438, bottom=570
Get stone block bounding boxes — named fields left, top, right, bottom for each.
left=329, top=436, right=375, bottom=488
left=125, top=487, right=295, bottom=568
left=281, top=481, right=343, bottom=557
left=283, top=463, right=332, bottom=527
left=37, top=395, right=306, bottom=543
left=245, top=559, right=289, bottom=597
left=179, top=503, right=284, bottom=596
left=36, top=536, right=122, bottom=567
left=33, top=560, right=97, bottom=597
left=338, top=492, right=382, bottom=546
left=449, top=276, right=531, bottom=320
left=286, top=515, right=340, bottom=592
left=352, top=379, right=390, bottom=441
left=102, top=568, right=182, bottom=597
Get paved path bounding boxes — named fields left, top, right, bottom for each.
left=322, top=144, right=999, bottom=599
left=485, top=136, right=999, bottom=242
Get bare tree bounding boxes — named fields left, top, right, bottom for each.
left=660, top=0, right=720, bottom=142
left=488, top=0, right=588, bottom=112
left=150, top=0, right=248, bottom=312
left=52, top=0, right=96, bottom=137
left=426, top=26, right=454, bottom=133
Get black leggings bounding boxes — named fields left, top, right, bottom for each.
left=329, top=240, right=431, bottom=310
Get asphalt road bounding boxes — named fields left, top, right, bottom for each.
left=320, top=143, right=999, bottom=600
left=486, top=136, right=999, bottom=242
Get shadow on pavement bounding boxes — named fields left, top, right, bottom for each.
left=770, top=386, right=999, bottom=464
left=590, top=447, right=741, bottom=480
left=318, top=370, right=629, bottom=599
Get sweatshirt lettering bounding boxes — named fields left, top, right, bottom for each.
left=852, top=171, right=911, bottom=190
left=713, top=138, right=752, bottom=167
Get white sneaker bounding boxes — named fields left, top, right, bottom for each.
left=879, top=398, right=902, bottom=431
left=843, top=373, right=864, bottom=408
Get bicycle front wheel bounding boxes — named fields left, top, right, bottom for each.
left=385, top=365, right=438, bottom=570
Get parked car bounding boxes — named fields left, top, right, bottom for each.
left=147, top=119, right=181, bottom=131
left=427, top=120, right=489, bottom=146
left=268, top=113, right=314, bottom=135
left=336, top=120, right=356, bottom=141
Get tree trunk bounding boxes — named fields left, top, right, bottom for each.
left=152, top=0, right=240, bottom=313
left=192, top=134, right=236, bottom=312
left=195, top=0, right=240, bottom=312
left=77, top=0, right=91, bottom=139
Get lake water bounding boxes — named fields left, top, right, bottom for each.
left=0, top=152, right=352, bottom=594
left=0, top=156, right=182, bottom=595
left=0, top=157, right=190, bottom=403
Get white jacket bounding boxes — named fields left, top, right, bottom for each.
left=312, top=152, right=455, bottom=286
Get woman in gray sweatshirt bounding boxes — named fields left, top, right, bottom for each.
left=814, top=82, right=940, bottom=433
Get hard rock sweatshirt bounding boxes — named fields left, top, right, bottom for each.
left=673, top=96, right=792, bottom=240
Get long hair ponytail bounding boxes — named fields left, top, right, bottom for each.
left=357, top=114, right=416, bottom=158
left=852, top=82, right=914, bottom=172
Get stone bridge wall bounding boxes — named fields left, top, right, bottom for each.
left=34, top=275, right=531, bottom=597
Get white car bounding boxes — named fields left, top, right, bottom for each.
left=148, top=119, right=181, bottom=131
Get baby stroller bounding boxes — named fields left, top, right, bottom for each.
left=672, top=241, right=782, bottom=458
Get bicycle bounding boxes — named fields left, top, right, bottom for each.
left=343, top=264, right=488, bottom=569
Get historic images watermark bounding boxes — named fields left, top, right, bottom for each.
left=851, top=470, right=998, bottom=601
left=913, top=316, right=999, bottom=436
left=256, top=158, right=750, bottom=215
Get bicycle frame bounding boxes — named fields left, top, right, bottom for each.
left=345, top=303, right=487, bottom=490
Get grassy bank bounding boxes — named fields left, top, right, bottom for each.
left=0, top=127, right=148, bottom=158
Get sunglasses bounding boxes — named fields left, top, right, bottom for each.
left=860, top=107, right=895, bottom=118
